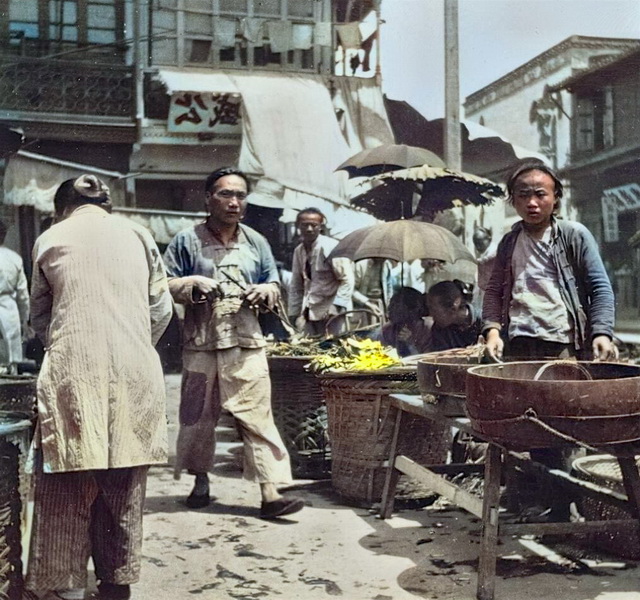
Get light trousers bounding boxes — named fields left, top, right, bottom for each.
left=175, top=347, right=292, bottom=485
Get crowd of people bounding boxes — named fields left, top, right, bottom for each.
left=0, top=161, right=618, bottom=599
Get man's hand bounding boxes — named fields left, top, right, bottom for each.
left=397, top=325, right=412, bottom=343
left=484, top=328, right=504, bottom=361
left=592, top=335, right=618, bottom=361
left=190, top=276, right=221, bottom=303
left=244, top=282, right=280, bottom=310
left=364, top=300, right=383, bottom=318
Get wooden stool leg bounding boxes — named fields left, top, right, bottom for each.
left=477, top=443, right=502, bottom=600
left=380, top=407, right=403, bottom=519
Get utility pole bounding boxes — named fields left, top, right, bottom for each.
left=444, top=0, right=461, bottom=171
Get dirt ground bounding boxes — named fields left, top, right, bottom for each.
left=83, top=375, right=640, bottom=600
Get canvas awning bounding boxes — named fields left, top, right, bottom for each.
left=153, top=69, right=388, bottom=236
left=153, top=69, right=237, bottom=95
left=3, top=151, right=126, bottom=213
left=112, top=207, right=206, bottom=245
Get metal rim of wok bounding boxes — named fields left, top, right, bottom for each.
left=466, top=360, right=640, bottom=382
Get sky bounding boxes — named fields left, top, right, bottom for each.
left=380, top=0, right=640, bottom=119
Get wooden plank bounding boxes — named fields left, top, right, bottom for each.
left=394, top=455, right=484, bottom=518
left=477, top=444, right=502, bottom=600
left=507, top=452, right=631, bottom=509
left=501, top=519, right=640, bottom=536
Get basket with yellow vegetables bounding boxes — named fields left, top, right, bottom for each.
left=312, top=338, right=451, bottom=506
left=266, top=337, right=332, bottom=479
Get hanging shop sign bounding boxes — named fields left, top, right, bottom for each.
left=168, top=91, right=242, bottom=134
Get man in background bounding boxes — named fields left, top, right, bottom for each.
left=288, top=208, right=354, bottom=336
left=0, top=218, right=29, bottom=364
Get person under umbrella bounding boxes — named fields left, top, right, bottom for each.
left=426, top=280, right=482, bottom=352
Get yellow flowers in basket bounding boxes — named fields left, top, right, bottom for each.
left=309, top=337, right=401, bottom=374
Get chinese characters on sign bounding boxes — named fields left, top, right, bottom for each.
left=168, top=92, right=242, bottom=133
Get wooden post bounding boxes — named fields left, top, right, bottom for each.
left=443, top=0, right=461, bottom=171
left=477, top=443, right=502, bottom=600
left=379, top=406, right=403, bottom=519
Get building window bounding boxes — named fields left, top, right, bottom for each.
left=1, top=0, right=124, bottom=57
left=575, top=87, right=615, bottom=154
left=150, top=0, right=328, bottom=71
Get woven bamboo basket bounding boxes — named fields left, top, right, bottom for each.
left=319, top=368, right=451, bottom=505
left=0, top=414, right=32, bottom=600
left=0, top=376, right=36, bottom=416
left=268, top=356, right=330, bottom=479
left=573, top=454, right=640, bottom=559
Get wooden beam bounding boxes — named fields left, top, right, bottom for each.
left=394, top=455, right=484, bottom=518
left=501, top=518, right=640, bottom=536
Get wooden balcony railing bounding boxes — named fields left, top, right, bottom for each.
left=0, top=57, right=134, bottom=119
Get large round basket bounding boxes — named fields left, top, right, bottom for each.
left=572, top=454, right=640, bottom=559
left=319, top=368, right=451, bottom=506
left=466, top=361, right=640, bottom=450
left=268, top=356, right=330, bottom=479
left=0, top=413, right=33, bottom=600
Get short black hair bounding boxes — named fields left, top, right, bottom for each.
left=426, top=280, right=465, bottom=309
left=0, top=219, right=7, bottom=243
left=204, top=167, right=251, bottom=194
left=388, top=287, right=427, bottom=319
left=506, top=161, right=564, bottom=204
left=296, top=207, right=326, bottom=225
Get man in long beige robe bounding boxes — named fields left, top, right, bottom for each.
left=26, top=175, right=172, bottom=600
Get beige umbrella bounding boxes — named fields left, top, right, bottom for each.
left=327, top=220, right=475, bottom=264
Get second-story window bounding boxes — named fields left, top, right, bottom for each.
left=575, top=87, right=615, bottom=154
left=1, top=0, right=124, bottom=59
left=150, top=0, right=329, bottom=72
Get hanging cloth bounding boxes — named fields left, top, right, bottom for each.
left=240, top=17, right=266, bottom=46
left=336, top=22, right=362, bottom=49
left=292, top=24, right=314, bottom=50
left=267, top=20, right=292, bottom=53
left=314, top=22, right=332, bottom=47
left=213, top=17, right=237, bottom=48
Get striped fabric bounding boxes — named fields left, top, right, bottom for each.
left=26, top=466, right=147, bottom=592
left=30, top=204, right=172, bottom=473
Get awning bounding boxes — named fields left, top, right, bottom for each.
left=603, top=183, right=640, bottom=243
left=463, top=120, right=550, bottom=163
left=152, top=69, right=388, bottom=237
left=246, top=178, right=286, bottom=209
left=112, top=207, right=205, bottom=245
left=230, top=71, right=352, bottom=205
left=3, top=151, right=126, bottom=213
left=152, top=69, right=238, bottom=94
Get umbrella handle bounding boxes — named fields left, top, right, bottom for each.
left=324, top=309, right=382, bottom=339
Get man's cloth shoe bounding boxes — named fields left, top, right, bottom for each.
left=97, top=583, right=131, bottom=600
left=185, top=490, right=211, bottom=509
left=260, top=496, right=304, bottom=519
